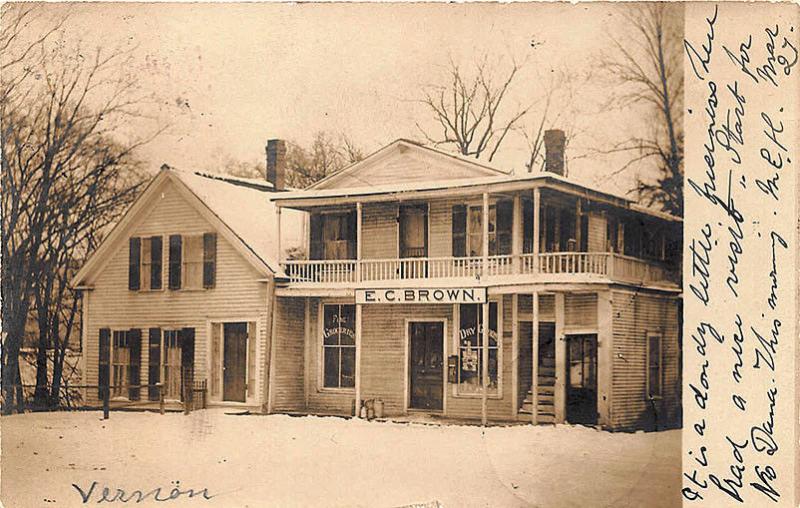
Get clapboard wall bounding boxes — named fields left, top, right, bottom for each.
left=610, top=290, right=681, bottom=430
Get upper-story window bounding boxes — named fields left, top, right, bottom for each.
left=452, top=200, right=512, bottom=257
left=129, top=233, right=216, bottom=291
left=399, top=204, right=428, bottom=258
left=310, top=211, right=356, bottom=260
left=129, top=237, right=163, bottom=290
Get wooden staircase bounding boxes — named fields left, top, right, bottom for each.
left=519, top=357, right=556, bottom=423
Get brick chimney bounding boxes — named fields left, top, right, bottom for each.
left=266, top=139, right=287, bottom=190
left=543, top=129, right=566, bottom=176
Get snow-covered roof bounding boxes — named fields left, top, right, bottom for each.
left=171, top=169, right=283, bottom=273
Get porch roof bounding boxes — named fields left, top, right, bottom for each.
left=270, top=172, right=681, bottom=223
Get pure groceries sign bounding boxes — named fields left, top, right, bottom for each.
left=355, top=288, right=487, bottom=304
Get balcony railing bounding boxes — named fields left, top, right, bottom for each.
left=281, top=252, right=679, bottom=286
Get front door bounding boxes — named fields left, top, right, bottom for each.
left=223, top=322, right=248, bottom=402
left=566, top=334, right=598, bottom=424
left=409, top=321, right=444, bottom=410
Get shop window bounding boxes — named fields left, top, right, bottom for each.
left=457, top=302, right=499, bottom=395
left=647, top=333, right=663, bottom=398
left=322, top=304, right=356, bottom=389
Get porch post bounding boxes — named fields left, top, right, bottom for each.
left=356, top=202, right=362, bottom=282
left=482, top=192, right=489, bottom=277
left=554, top=293, right=566, bottom=423
left=511, top=293, right=519, bottom=419
left=532, top=188, right=540, bottom=273
left=512, top=193, right=521, bottom=273
left=303, top=298, right=311, bottom=410
left=575, top=198, right=582, bottom=251
left=531, top=291, right=539, bottom=425
left=276, top=206, right=283, bottom=264
left=481, top=300, right=489, bottom=426
left=355, top=303, right=362, bottom=417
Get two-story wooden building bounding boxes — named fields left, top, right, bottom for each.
left=267, top=132, right=682, bottom=430
left=72, top=140, right=304, bottom=410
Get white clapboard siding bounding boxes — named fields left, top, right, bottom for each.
left=271, top=297, right=305, bottom=412
left=565, top=293, right=598, bottom=329
left=610, top=290, right=681, bottom=429
left=84, top=183, right=269, bottom=406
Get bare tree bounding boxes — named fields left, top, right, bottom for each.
left=1, top=5, right=153, bottom=411
left=417, top=57, right=529, bottom=163
left=222, top=131, right=365, bottom=189
left=599, top=3, right=684, bottom=215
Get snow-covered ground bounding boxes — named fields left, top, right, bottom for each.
left=1, top=410, right=680, bottom=507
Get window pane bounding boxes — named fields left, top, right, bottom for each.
left=322, top=305, right=340, bottom=345
left=323, top=347, right=340, bottom=388
left=488, top=348, right=499, bottom=389
left=468, top=207, right=482, bottom=256
left=459, top=304, right=479, bottom=347
left=488, top=302, right=498, bottom=347
left=338, top=305, right=356, bottom=346
left=340, top=347, right=355, bottom=388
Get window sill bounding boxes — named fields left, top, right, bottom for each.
left=317, top=387, right=355, bottom=395
left=451, top=390, right=502, bottom=400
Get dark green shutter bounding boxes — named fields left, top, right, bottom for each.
left=203, top=233, right=217, bottom=289
left=148, top=328, right=161, bottom=401
left=128, top=329, right=142, bottom=401
left=452, top=205, right=467, bottom=257
left=169, top=234, right=182, bottom=289
left=128, top=238, right=141, bottom=290
left=150, top=236, right=163, bottom=290
left=496, top=199, right=513, bottom=255
left=98, top=328, right=111, bottom=397
left=310, top=214, right=324, bottom=260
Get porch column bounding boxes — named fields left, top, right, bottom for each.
left=575, top=198, right=582, bottom=251
left=303, top=298, right=311, bottom=410
left=482, top=192, right=489, bottom=277
left=355, top=303, right=363, bottom=417
left=597, top=291, right=613, bottom=427
left=511, top=293, right=519, bottom=419
left=532, top=188, right=540, bottom=273
left=356, top=202, right=362, bottom=282
left=554, top=293, right=566, bottom=423
left=531, top=291, right=539, bottom=424
left=512, top=193, right=522, bottom=273
left=481, top=300, right=489, bottom=426
left=276, top=206, right=283, bottom=264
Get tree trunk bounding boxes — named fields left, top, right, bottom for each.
left=34, top=306, right=50, bottom=407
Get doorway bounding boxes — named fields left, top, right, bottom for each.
left=223, top=322, right=248, bottom=402
left=408, top=321, right=444, bottom=411
left=566, top=334, right=598, bottom=424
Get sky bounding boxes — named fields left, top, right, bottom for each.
left=19, top=2, right=663, bottom=197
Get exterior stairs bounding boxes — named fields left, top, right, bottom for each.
left=519, top=357, right=556, bottom=423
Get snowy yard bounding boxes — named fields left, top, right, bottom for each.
left=1, top=410, right=680, bottom=507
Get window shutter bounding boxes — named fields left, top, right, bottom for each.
left=128, top=329, right=142, bottom=401
left=180, top=328, right=195, bottom=402
left=452, top=205, right=467, bottom=257
left=310, top=214, right=324, bottom=260
left=98, top=328, right=111, bottom=398
left=522, top=199, right=534, bottom=253
left=169, top=235, right=182, bottom=289
left=203, top=233, right=217, bottom=289
left=128, top=238, right=141, bottom=290
left=150, top=236, right=163, bottom=290
left=496, top=199, right=514, bottom=255
left=148, top=328, right=161, bottom=401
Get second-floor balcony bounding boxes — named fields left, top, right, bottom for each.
left=280, top=252, right=679, bottom=287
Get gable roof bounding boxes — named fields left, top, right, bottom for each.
left=308, top=139, right=510, bottom=190
left=72, top=168, right=290, bottom=287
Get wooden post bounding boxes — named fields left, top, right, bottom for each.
left=102, top=385, right=109, bottom=420
left=159, top=383, right=165, bottom=415
left=597, top=291, right=613, bottom=427
left=355, top=303, right=363, bottom=417
left=512, top=193, right=521, bottom=273
left=554, top=293, right=566, bottom=423
left=183, top=379, right=190, bottom=415
left=531, top=291, right=539, bottom=425
left=511, top=294, right=519, bottom=419
left=356, top=202, right=362, bottom=282
left=267, top=286, right=279, bottom=414
left=481, top=300, right=489, bottom=426
left=276, top=207, right=282, bottom=264
left=532, top=188, right=541, bottom=273
left=575, top=198, right=582, bottom=251
left=482, top=192, right=489, bottom=277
